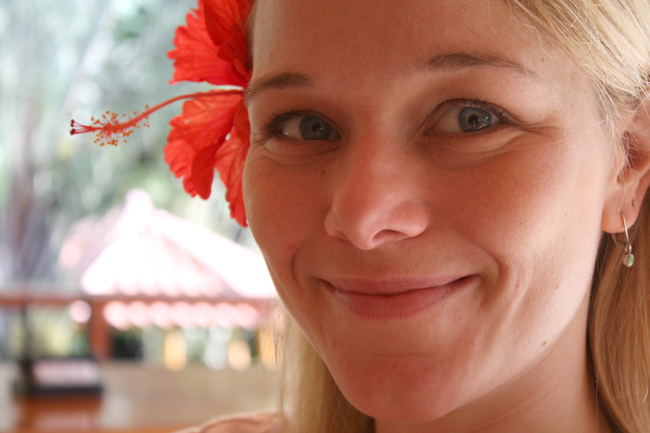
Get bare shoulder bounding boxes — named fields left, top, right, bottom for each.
left=173, top=411, right=282, bottom=433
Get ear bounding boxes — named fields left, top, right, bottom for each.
left=602, top=91, right=650, bottom=234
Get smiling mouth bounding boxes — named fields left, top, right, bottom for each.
left=322, top=275, right=477, bottom=320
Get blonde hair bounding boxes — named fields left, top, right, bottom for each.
left=270, top=1, right=650, bottom=432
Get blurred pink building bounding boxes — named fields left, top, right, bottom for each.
left=58, top=190, right=277, bottom=359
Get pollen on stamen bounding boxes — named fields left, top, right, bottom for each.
left=70, top=109, right=150, bottom=147
left=69, top=90, right=244, bottom=147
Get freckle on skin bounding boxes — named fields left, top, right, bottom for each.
left=542, top=341, right=547, bottom=347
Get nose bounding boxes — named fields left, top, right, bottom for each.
left=323, top=136, right=429, bottom=250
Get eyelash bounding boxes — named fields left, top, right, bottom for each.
left=444, top=98, right=512, bottom=123
left=450, top=98, right=511, bottom=118
left=260, top=99, right=514, bottom=138
left=260, top=109, right=316, bottom=137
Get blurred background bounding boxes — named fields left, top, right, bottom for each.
left=0, top=0, right=279, bottom=431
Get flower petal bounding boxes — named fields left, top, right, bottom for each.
left=190, top=144, right=219, bottom=199
left=164, top=93, right=243, bottom=199
left=215, top=100, right=250, bottom=226
left=204, top=0, right=251, bottom=82
left=164, top=0, right=252, bottom=226
left=203, top=0, right=249, bottom=46
left=168, top=0, right=247, bottom=87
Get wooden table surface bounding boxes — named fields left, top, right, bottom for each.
left=0, top=362, right=277, bottom=433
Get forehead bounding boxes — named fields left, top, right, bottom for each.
left=250, top=0, right=567, bottom=82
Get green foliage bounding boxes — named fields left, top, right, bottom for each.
left=0, top=0, right=247, bottom=285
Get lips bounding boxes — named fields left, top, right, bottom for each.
left=322, top=275, right=477, bottom=320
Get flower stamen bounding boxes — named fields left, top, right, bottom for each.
left=70, top=89, right=243, bottom=146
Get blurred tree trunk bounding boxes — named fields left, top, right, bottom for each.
left=1, top=0, right=110, bottom=284
left=0, top=0, right=236, bottom=287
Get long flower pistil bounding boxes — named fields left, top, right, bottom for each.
left=70, top=89, right=244, bottom=146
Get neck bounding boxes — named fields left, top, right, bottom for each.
left=374, top=294, right=612, bottom=433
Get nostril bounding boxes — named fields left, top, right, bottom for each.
left=325, top=208, right=427, bottom=250
left=369, top=229, right=410, bottom=247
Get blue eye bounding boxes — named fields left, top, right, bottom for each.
left=297, top=116, right=336, bottom=140
left=457, top=107, right=495, bottom=132
left=431, top=101, right=503, bottom=134
left=268, top=113, right=340, bottom=141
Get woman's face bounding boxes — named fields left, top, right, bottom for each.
left=244, top=0, right=619, bottom=423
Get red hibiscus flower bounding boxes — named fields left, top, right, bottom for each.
left=71, top=0, right=252, bottom=227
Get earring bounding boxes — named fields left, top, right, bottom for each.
left=632, top=199, right=639, bottom=207
left=611, top=213, right=634, bottom=267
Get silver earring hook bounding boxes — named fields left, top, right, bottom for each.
left=611, top=213, right=635, bottom=267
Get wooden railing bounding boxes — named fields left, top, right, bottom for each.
left=0, top=290, right=277, bottom=361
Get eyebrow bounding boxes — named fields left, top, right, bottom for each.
left=244, top=52, right=539, bottom=102
left=418, top=52, right=538, bottom=79
left=244, top=72, right=314, bottom=103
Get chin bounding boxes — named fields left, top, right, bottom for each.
left=344, top=385, right=465, bottom=423
left=328, top=355, right=477, bottom=424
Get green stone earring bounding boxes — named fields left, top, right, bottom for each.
left=612, top=213, right=634, bottom=267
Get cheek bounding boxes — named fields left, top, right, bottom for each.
left=456, top=133, right=609, bottom=345
left=453, top=136, right=607, bottom=263
left=242, top=150, right=327, bottom=291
